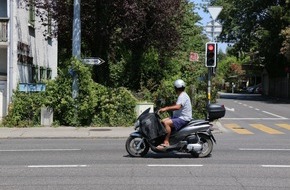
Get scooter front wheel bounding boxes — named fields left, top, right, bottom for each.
left=126, top=136, right=149, bottom=157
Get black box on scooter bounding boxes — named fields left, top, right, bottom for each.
left=207, top=104, right=226, bottom=121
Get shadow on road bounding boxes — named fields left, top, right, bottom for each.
left=124, top=152, right=212, bottom=159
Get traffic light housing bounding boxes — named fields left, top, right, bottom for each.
left=205, top=42, right=217, bottom=67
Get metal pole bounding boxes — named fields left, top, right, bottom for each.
left=72, top=0, right=80, bottom=100
left=207, top=19, right=215, bottom=105
left=211, top=19, right=215, bottom=41
left=207, top=68, right=211, bottom=105
left=72, top=0, right=80, bottom=124
left=72, top=0, right=81, bottom=58
left=8, top=0, right=14, bottom=106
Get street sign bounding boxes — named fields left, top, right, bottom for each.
left=83, top=57, right=105, bottom=65
left=205, top=21, right=223, bottom=35
left=189, top=52, right=199, bottom=62
left=208, top=6, right=223, bottom=20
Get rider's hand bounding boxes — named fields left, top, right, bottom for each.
left=159, top=107, right=167, bottom=113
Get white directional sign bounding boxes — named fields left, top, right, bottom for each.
left=83, top=57, right=105, bottom=65
left=208, top=6, right=223, bottom=20
left=205, top=21, right=223, bottom=34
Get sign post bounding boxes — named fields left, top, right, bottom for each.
left=205, top=6, right=223, bottom=105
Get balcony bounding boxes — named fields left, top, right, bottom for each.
left=0, top=18, right=8, bottom=48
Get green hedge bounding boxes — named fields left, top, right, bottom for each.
left=2, top=58, right=137, bottom=127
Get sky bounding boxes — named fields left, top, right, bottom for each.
left=191, top=0, right=228, bottom=52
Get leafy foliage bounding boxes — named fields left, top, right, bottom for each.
left=281, top=26, right=290, bottom=61
left=2, top=91, right=45, bottom=127
left=6, top=1, right=220, bottom=126
left=44, top=58, right=137, bottom=126
left=3, top=58, right=137, bottom=127
left=211, top=0, right=290, bottom=76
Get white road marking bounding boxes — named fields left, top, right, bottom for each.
left=225, top=107, right=235, bottom=112
left=239, top=148, right=290, bottom=151
left=262, top=111, right=287, bottom=119
left=0, top=149, right=81, bottom=152
left=222, top=118, right=288, bottom=120
left=28, top=165, right=87, bottom=168
left=148, top=164, right=203, bottom=167
left=233, top=101, right=287, bottom=119
left=262, top=165, right=290, bottom=168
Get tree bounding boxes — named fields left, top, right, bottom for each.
left=281, top=27, right=290, bottom=61
left=23, top=0, right=207, bottom=91
left=210, top=0, right=290, bottom=77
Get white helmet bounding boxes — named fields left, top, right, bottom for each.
left=174, top=79, right=186, bottom=88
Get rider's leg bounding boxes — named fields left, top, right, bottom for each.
left=162, top=118, right=174, bottom=146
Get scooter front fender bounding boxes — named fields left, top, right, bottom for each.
left=129, top=131, right=143, bottom=138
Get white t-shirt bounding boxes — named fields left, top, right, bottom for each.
left=173, top=91, right=192, bottom=121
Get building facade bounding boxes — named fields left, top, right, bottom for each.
left=0, top=0, right=57, bottom=120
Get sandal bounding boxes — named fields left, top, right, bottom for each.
left=156, top=143, right=169, bottom=151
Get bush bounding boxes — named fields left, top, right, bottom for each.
left=3, top=58, right=137, bottom=127
left=2, top=90, right=45, bottom=127
left=93, top=87, right=137, bottom=126
left=45, top=58, right=137, bottom=126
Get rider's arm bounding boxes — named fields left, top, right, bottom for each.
left=159, top=104, right=181, bottom=112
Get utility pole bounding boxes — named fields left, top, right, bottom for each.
left=72, top=0, right=81, bottom=100
left=71, top=0, right=81, bottom=124
left=72, top=0, right=81, bottom=58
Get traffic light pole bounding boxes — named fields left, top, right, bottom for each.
left=207, top=20, right=215, bottom=106
left=205, top=6, right=223, bottom=107
left=207, top=67, right=212, bottom=105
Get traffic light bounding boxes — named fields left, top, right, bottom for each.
left=205, top=42, right=217, bottom=67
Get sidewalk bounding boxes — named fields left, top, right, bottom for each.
left=0, top=123, right=223, bottom=139
left=0, top=127, right=133, bottom=139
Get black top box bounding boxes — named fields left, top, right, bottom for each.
left=207, top=104, right=226, bottom=121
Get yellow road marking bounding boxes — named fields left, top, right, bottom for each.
left=225, top=124, right=253, bottom=134
left=276, top=124, right=290, bottom=130
left=250, top=124, right=284, bottom=134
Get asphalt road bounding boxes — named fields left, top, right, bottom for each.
left=0, top=135, right=290, bottom=190
left=217, top=93, right=290, bottom=136
left=0, top=93, right=289, bottom=190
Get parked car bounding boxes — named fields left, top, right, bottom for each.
left=254, top=85, right=262, bottom=94
left=246, top=83, right=261, bottom=93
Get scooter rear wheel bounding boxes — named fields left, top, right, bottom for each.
left=126, top=136, right=149, bottom=157
left=191, top=134, right=213, bottom=158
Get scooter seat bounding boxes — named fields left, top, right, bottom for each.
left=187, top=119, right=209, bottom=126
left=171, top=120, right=209, bottom=134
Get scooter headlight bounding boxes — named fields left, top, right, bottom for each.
left=134, top=120, right=140, bottom=129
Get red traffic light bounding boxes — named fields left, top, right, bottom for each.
left=205, top=42, right=217, bottom=68
left=207, top=44, right=214, bottom=51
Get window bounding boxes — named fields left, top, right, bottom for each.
left=47, top=68, right=52, bottom=79
left=32, top=65, right=38, bottom=83
left=28, top=0, right=35, bottom=27
left=40, top=66, right=46, bottom=81
left=47, top=8, right=52, bottom=36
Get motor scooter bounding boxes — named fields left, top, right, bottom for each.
left=125, top=104, right=225, bottom=158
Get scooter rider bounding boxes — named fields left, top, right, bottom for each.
left=157, top=79, right=192, bottom=150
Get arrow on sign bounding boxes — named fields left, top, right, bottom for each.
left=225, top=107, right=235, bottom=112
left=83, top=57, right=105, bottom=66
